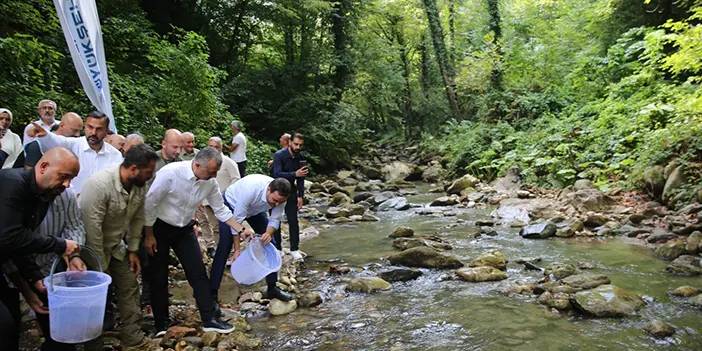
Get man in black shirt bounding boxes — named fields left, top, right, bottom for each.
left=0, top=147, right=80, bottom=350
left=271, top=133, right=308, bottom=261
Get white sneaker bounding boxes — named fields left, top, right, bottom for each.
left=290, top=250, right=304, bottom=261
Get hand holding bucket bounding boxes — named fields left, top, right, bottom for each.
left=230, top=237, right=282, bottom=285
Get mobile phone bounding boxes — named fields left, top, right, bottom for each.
left=299, top=160, right=308, bottom=168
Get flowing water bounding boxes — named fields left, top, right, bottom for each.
left=250, top=185, right=702, bottom=350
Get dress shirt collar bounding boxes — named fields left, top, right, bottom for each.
left=80, top=137, right=109, bottom=155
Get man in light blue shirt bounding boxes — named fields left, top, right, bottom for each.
left=210, top=174, right=293, bottom=309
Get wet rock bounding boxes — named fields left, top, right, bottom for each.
left=555, top=227, right=576, bottom=238
left=685, top=231, right=702, bottom=254
left=346, top=277, right=392, bottom=293
left=322, top=180, right=349, bottom=195
left=269, top=299, right=298, bottom=316
left=690, top=294, right=702, bottom=307
left=379, top=268, right=423, bottom=282
left=446, top=174, right=479, bottom=195
left=392, top=237, right=425, bottom=250
left=494, top=202, right=530, bottom=225
left=381, top=161, right=414, bottom=182
left=669, top=286, right=700, bottom=297
left=330, top=192, right=352, bottom=206
left=655, top=240, right=686, bottom=261
left=665, top=255, right=702, bottom=276
left=538, top=291, right=571, bottom=310
left=202, top=332, right=220, bottom=347
left=646, top=229, right=678, bottom=243
left=217, top=331, right=262, bottom=350
left=388, top=246, right=463, bottom=269
left=475, top=220, right=495, bottom=226
left=326, top=207, right=350, bottom=219
left=369, top=191, right=394, bottom=205
left=298, top=292, right=323, bottom=308
left=456, top=266, right=508, bottom=282
left=545, top=263, right=577, bottom=279
left=562, top=273, right=610, bottom=290
left=353, top=192, right=374, bottom=203
left=329, top=265, right=351, bottom=274
left=430, top=195, right=459, bottom=207
left=519, top=223, right=556, bottom=239
left=662, top=165, right=685, bottom=205
left=377, top=197, right=410, bottom=211
left=360, top=213, right=380, bottom=222
left=468, top=250, right=507, bottom=270
left=389, top=226, right=414, bottom=238
left=344, top=203, right=366, bottom=216
left=572, top=284, right=645, bottom=317
left=644, top=320, right=675, bottom=338
left=164, top=326, right=197, bottom=340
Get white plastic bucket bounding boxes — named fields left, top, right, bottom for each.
left=43, top=246, right=111, bottom=343
left=230, top=238, right=282, bottom=285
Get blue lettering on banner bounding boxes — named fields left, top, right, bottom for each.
left=68, top=0, right=103, bottom=90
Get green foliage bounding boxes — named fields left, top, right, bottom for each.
left=245, top=138, right=277, bottom=176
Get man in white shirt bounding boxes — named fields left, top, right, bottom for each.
left=29, top=111, right=123, bottom=195
left=226, top=120, right=247, bottom=176
left=195, top=137, right=240, bottom=245
left=210, top=174, right=293, bottom=311
left=23, top=100, right=60, bottom=145
left=143, top=148, right=251, bottom=335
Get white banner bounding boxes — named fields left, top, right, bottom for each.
left=53, top=0, right=116, bottom=132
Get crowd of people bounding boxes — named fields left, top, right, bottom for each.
left=0, top=101, right=309, bottom=350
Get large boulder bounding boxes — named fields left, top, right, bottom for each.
left=359, top=165, right=382, bottom=180
left=379, top=268, right=423, bottom=282
left=491, top=167, right=521, bottom=195
left=446, top=174, right=480, bottom=195
left=643, top=320, right=675, bottom=339
left=686, top=231, right=702, bottom=254
left=544, top=263, right=577, bottom=280
left=572, top=284, right=645, bottom=317
left=468, top=250, right=507, bottom=270
left=298, top=292, right=323, bottom=308
left=537, top=291, right=572, bottom=310
left=643, top=165, right=666, bottom=201
left=662, top=165, right=685, bottom=205
left=422, top=162, right=444, bottom=183
left=388, top=246, right=463, bottom=269
left=369, top=191, right=395, bottom=206
left=564, top=188, right=613, bottom=211
left=377, top=197, right=410, bottom=211
left=519, top=223, right=557, bottom=239
left=345, top=277, right=392, bottom=293
left=665, top=255, right=702, bottom=276
left=655, top=239, right=687, bottom=261
left=343, top=203, right=367, bottom=216
left=353, top=192, right=374, bottom=203
left=330, top=192, right=352, bottom=206
left=562, top=273, right=610, bottom=290
left=456, top=266, right=508, bottom=282
left=389, top=226, right=414, bottom=238
left=669, top=285, right=701, bottom=297
left=269, top=299, right=298, bottom=316
left=381, top=161, right=413, bottom=182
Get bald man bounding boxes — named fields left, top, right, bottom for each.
left=105, top=134, right=127, bottom=156
left=18, top=112, right=84, bottom=168
left=0, top=147, right=80, bottom=350
left=156, top=129, right=183, bottom=173
left=181, top=132, right=199, bottom=161
left=124, top=134, right=144, bottom=153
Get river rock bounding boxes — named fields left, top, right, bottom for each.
left=565, top=188, right=612, bottom=211
left=392, top=238, right=425, bottom=250
left=369, top=191, right=393, bottom=206
left=670, top=285, right=700, bottom=297
left=644, top=320, right=675, bottom=338
left=344, top=203, right=366, bottom=216
left=422, top=162, right=444, bottom=183
left=217, top=331, right=262, bottom=350
left=573, top=179, right=594, bottom=191
left=379, top=268, right=423, bottom=282
left=346, top=277, right=392, bottom=293
left=309, top=182, right=327, bottom=193
left=572, top=284, right=645, bottom=317
left=583, top=213, right=608, bottom=228
left=519, top=223, right=556, bottom=239
left=662, top=165, right=685, bottom=205
left=665, top=255, right=702, bottom=276
left=360, top=165, right=382, bottom=180
left=389, top=226, right=414, bottom=238
left=330, top=192, right=352, bottom=206
left=269, top=299, right=298, bottom=316
left=360, top=213, right=380, bottom=222
left=388, top=246, right=463, bottom=269
left=562, top=273, right=610, bottom=290
left=339, top=177, right=359, bottom=186
left=655, top=239, right=687, bottom=261
left=326, top=207, right=350, bottom=219
left=545, top=263, right=577, bottom=279
left=686, top=231, right=702, bottom=254
left=538, top=291, right=572, bottom=310
left=298, top=292, right=323, bottom=308
left=430, top=195, right=459, bottom=207
left=446, top=174, right=479, bottom=195
left=492, top=166, right=521, bottom=195
left=202, top=332, right=220, bottom=347
left=647, top=229, right=678, bottom=243
left=332, top=217, right=351, bottom=224
left=456, top=266, right=508, bottom=282
left=381, top=161, right=413, bottom=182
left=165, top=326, right=197, bottom=340
left=468, top=250, right=507, bottom=270
left=353, top=192, right=374, bottom=203
left=377, top=197, right=410, bottom=211
left=690, top=294, right=702, bottom=307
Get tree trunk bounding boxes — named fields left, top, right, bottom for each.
left=487, top=0, right=502, bottom=91
left=331, top=0, right=352, bottom=101
left=284, top=24, right=295, bottom=67
left=421, top=0, right=460, bottom=118
left=419, top=33, right=431, bottom=100
left=448, top=0, right=457, bottom=66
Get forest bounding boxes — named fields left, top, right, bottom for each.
left=1, top=0, right=700, bottom=195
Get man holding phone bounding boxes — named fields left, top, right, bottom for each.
left=271, top=133, right=308, bottom=261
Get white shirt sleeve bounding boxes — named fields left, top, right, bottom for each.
left=268, top=204, right=284, bottom=229
left=1, top=133, right=22, bottom=169
left=36, top=131, right=77, bottom=152
left=206, top=182, right=233, bottom=223
left=225, top=186, right=249, bottom=224
left=144, top=170, right=173, bottom=226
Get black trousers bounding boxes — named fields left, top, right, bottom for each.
left=150, top=219, right=214, bottom=329
left=236, top=160, right=247, bottom=177
left=0, top=280, right=20, bottom=351
left=274, top=193, right=300, bottom=251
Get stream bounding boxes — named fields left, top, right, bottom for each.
left=249, top=183, right=702, bottom=350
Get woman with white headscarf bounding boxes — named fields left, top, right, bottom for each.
left=0, top=108, right=22, bottom=169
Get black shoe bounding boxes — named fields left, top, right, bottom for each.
left=202, top=318, right=235, bottom=334
left=267, top=287, right=294, bottom=302
left=213, top=301, right=223, bottom=319
left=154, top=325, right=168, bottom=338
